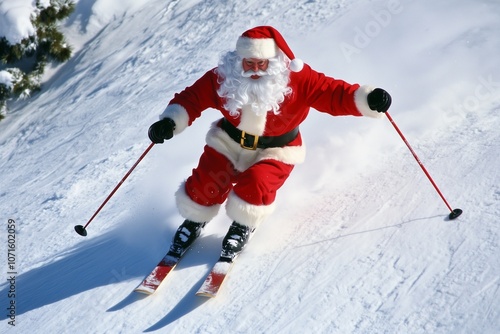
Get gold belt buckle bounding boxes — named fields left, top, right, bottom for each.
left=240, top=131, right=259, bottom=150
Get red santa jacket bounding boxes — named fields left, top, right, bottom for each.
left=159, top=63, right=380, bottom=170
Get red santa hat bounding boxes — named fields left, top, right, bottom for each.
left=235, top=26, right=304, bottom=72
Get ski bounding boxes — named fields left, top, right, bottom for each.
left=196, top=259, right=235, bottom=298
left=134, top=253, right=180, bottom=294
left=136, top=221, right=248, bottom=297
left=196, top=222, right=253, bottom=297
left=135, top=220, right=206, bottom=295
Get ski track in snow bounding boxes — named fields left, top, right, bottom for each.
left=1, top=0, right=499, bottom=333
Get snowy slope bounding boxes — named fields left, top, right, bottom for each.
left=1, top=0, right=499, bottom=333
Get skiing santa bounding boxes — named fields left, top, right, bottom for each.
left=148, top=26, right=392, bottom=262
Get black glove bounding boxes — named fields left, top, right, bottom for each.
left=148, top=118, right=175, bottom=143
left=367, top=88, right=392, bottom=113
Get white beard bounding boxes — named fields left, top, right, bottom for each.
left=216, top=51, right=292, bottom=118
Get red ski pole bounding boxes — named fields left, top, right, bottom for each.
left=385, top=112, right=462, bottom=220
left=74, top=142, right=155, bottom=236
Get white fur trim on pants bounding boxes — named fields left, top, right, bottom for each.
left=226, top=191, right=276, bottom=229
left=175, top=182, right=221, bottom=223
left=354, top=85, right=383, bottom=119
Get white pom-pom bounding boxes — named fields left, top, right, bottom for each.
left=289, top=58, right=304, bottom=72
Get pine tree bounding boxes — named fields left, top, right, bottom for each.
left=0, top=0, right=75, bottom=119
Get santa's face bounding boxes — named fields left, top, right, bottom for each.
left=241, top=58, right=270, bottom=79
left=216, top=51, right=291, bottom=117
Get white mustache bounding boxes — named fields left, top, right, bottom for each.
left=241, top=70, right=269, bottom=77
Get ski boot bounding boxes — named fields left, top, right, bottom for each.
left=220, top=221, right=254, bottom=262
left=167, top=219, right=206, bottom=259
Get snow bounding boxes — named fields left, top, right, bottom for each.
left=0, top=0, right=499, bottom=333
left=0, top=70, right=13, bottom=87
left=0, top=0, right=36, bottom=45
left=0, top=0, right=56, bottom=45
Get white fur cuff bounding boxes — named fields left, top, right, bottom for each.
left=354, top=85, right=383, bottom=119
left=226, top=191, right=276, bottom=229
left=159, top=104, right=190, bottom=134
left=175, top=182, right=221, bottom=223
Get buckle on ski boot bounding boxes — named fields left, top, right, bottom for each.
left=168, top=220, right=206, bottom=258
left=220, top=221, right=253, bottom=262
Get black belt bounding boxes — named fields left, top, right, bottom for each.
left=221, top=118, right=299, bottom=150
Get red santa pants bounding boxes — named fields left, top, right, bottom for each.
left=185, top=145, right=294, bottom=207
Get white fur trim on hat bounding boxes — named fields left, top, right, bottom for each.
left=226, top=191, right=276, bottom=229
left=175, top=182, right=221, bottom=223
left=236, top=36, right=278, bottom=59
left=236, top=26, right=304, bottom=72
left=159, top=104, right=190, bottom=134
left=354, top=85, right=383, bottom=119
